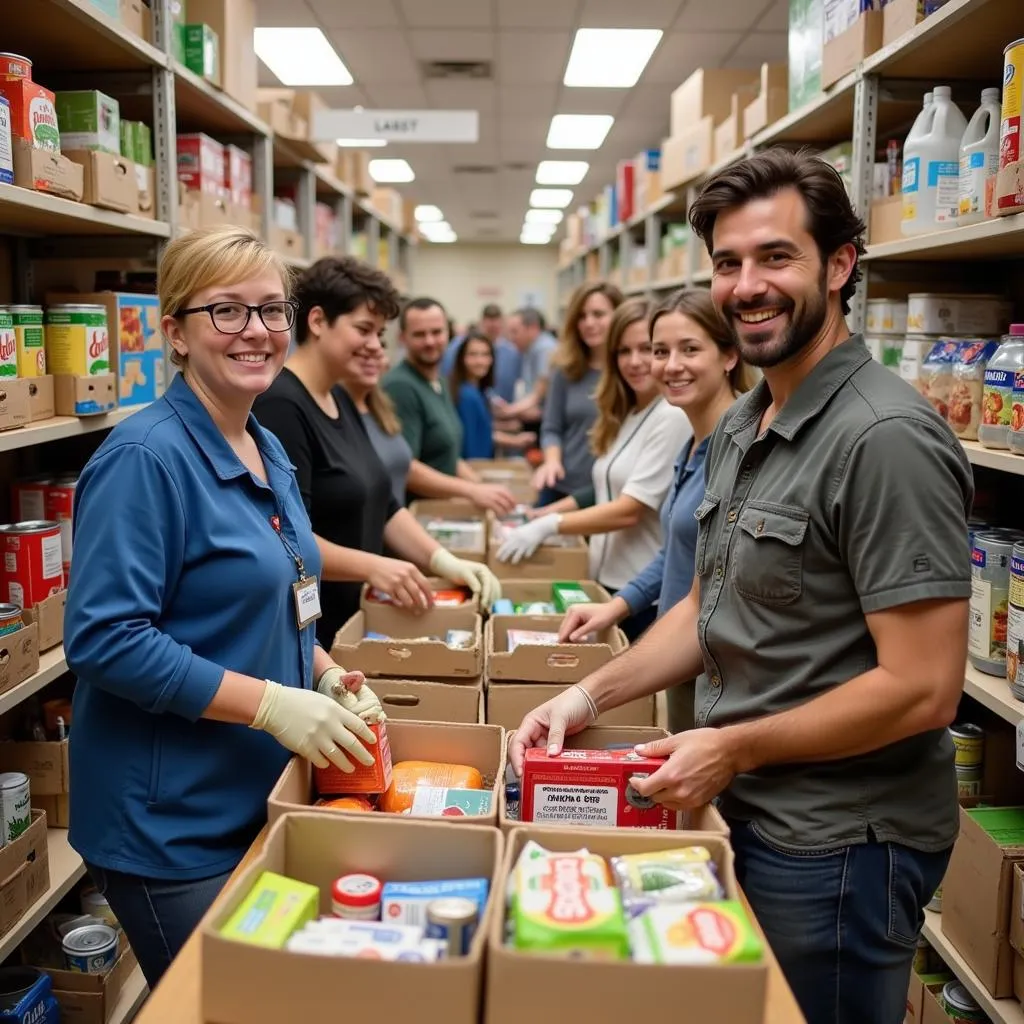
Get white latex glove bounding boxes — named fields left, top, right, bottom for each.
left=429, top=548, right=503, bottom=608
left=508, top=684, right=598, bottom=776
left=250, top=681, right=377, bottom=772
left=497, top=513, right=561, bottom=565
left=316, top=667, right=386, bottom=725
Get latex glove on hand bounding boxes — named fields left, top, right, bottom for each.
left=250, top=681, right=377, bottom=772
left=429, top=548, right=502, bottom=608
left=497, top=513, right=560, bottom=564
left=316, top=667, right=386, bottom=724
left=508, top=683, right=598, bottom=776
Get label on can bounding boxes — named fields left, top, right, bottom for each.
left=983, top=368, right=1014, bottom=429
left=0, top=97, right=12, bottom=186
left=44, top=307, right=110, bottom=377
left=0, top=523, right=64, bottom=609
left=0, top=772, right=30, bottom=844
left=0, top=311, right=16, bottom=379
left=10, top=308, right=44, bottom=377
left=1008, top=553, right=1024, bottom=688
left=969, top=576, right=1008, bottom=663
left=1002, top=42, right=1023, bottom=170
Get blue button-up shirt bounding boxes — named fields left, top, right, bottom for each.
left=617, top=435, right=710, bottom=618
left=65, top=374, right=321, bottom=880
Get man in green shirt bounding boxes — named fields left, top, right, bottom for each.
left=384, top=297, right=515, bottom=512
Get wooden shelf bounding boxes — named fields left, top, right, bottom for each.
left=0, top=406, right=144, bottom=455
left=110, top=965, right=148, bottom=1024
left=864, top=214, right=1024, bottom=263
left=172, top=62, right=269, bottom=137
left=960, top=441, right=1024, bottom=477
left=0, top=646, right=69, bottom=719
left=922, top=911, right=1024, bottom=1024
left=963, top=661, right=1024, bottom=727
left=0, top=184, right=170, bottom=240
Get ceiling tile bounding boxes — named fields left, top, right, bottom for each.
left=642, top=30, right=741, bottom=82
left=425, top=79, right=497, bottom=113
left=398, top=0, right=494, bottom=27
left=578, top=0, right=683, bottom=28
left=329, top=30, right=420, bottom=83
left=499, top=115, right=548, bottom=147
left=674, top=0, right=770, bottom=32
left=497, top=31, right=572, bottom=85
left=362, top=83, right=430, bottom=108
left=755, top=0, right=790, bottom=32
left=496, top=0, right=579, bottom=28
left=304, top=0, right=402, bottom=27
left=499, top=84, right=559, bottom=116
left=408, top=30, right=495, bottom=61
left=554, top=88, right=629, bottom=117
left=312, top=85, right=371, bottom=108
left=728, top=31, right=788, bottom=64
left=253, top=0, right=319, bottom=26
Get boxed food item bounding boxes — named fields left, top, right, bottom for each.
left=54, top=91, right=120, bottom=154
left=0, top=77, right=59, bottom=152
left=313, top=720, right=392, bottom=798
left=742, top=62, right=789, bottom=138
left=177, top=133, right=225, bottom=197
left=659, top=118, right=714, bottom=193
left=487, top=615, right=626, bottom=684
left=224, top=144, right=252, bottom=210
left=183, top=24, right=221, bottom=85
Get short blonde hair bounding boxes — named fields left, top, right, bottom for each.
left=159, top=227, right=292, bottom=367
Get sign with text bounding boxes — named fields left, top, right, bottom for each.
left=312, top=109, right=479, bottom=144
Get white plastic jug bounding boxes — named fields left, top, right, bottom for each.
left=902, top=86, right=968, bottom=236
left=958, top=88, right=1001, bottom=226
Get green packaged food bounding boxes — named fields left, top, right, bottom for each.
left=552, top=582, right=592, bottom=613
left=628, top=902, right=764, bottom=964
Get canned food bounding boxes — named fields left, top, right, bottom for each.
left=44, top=477, right=77, bottom=582
left=0, top=54, right=32, bottom=80
left=1007, top=542, right=1024, bottom=699
left=61, top=924, right=118, bottom=974
left=7, top=306, right=44, bottom=378
left=956, top=766, right=983, bottom=799
left=80, top=889, right=119, bottom=931
left=10, top=477, right=52, bottom=523
left=0, top=772, right=29, bottom=846
left=0, top=521, right=63, bottom=609
left=331, top=873, right=382, bottom=921
left=941, top=980, right=986, bottom=1022
left=969, top=531, right=1024, bottom=676
left=949, top=723, right=985, bottom=768
left=425, top=896, right=478, bottom=958
left=0, top=310, right=16, bottom=379
left=865, top=298, right=908, bottom=336
left=44, top=305, right=110, bottom=378
left=0, top=604, right=24, bottom=638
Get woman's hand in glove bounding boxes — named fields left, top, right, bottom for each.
left=316, top=667, right=385, bottom=724
left=497, top=513, right=561, bottom=564
left=429, top=548, right=502, bottom=608
left=250, top=681, right=377, bottom=772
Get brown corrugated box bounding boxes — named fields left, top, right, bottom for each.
left=54, top=375, right=116, bottom=417
left=882, top=0, right=924, bottom=47
left=0, top=380, right=31, bottom=432
left=268, top=720, right=505, bottom=828
left=486, top=827, right=767, bottom=1024
left=12, top=140, right=84, bottom=202
left=486, top=615, right=625, bottom=684
left=660, top=117, right=714, bottom=192
left=376, top=678, right=483, bottom=724
left=487, top=535, right=588, bottom=581
left=670, top=68, right=761, bottom=137
left=63, top=151, right=138, bottom=214
left=410, top=499, right=488, bottom=562
left=0, top=737, right=68, bottom=796
left=201, top=812, right=502, bottom=1024
left=22, top=590, right=65, bottom=652
left=498, top=579, right=612, bottom=608
left=869, top=194, right=903, bottom=244
left=742, top=62, right=789, bottom=138
left=27, top=377, right=56, bottom=422
left=0, top=811, right=50, bottom=942
left=821, top=11, right=884, bottom=89
left=186, top=0, right=258, bottom=112
left=0, top=622, right=40, bottom=698
left=48, top=946, right=138, bottom=1024
left=485, top=680, right=655, bottom=732
left=1011, top=862, right=1024, bottom=956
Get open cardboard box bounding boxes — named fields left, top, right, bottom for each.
left=201, top=812, right=502, bottom=1024
left=487, top=615, right=626, bottom=684
left=410, top=500, right=487, bottom=562
left=882, top=0, right=926, bottom=47
left=26, top=376, right=56, bottom=422
left=54, top=375, right=116, bottom=417
left=331, top=606, right=483, bottom=680
left=0, top=380, right=31, bottom=432
left=0, top=736, right=68, bottom=798
left=361, top=578, right=480, bottom=614
left=22, top=590, right=66, bottom=652
left=486, top=827, right=767, bottom=1024
left=660, top=117, right=714, bottom=192
left=486, top=679, right=655, bottom=733
left=375, top=678, right=483, bottom=725
left=822, top=10, right=884, bottom=88
left=487, top=535, right=589, bottom=581
left=12, top=140, right=84, bottom=201
left=0, top=622, right=40, bottom=698
left=0, top=811, right=50, bottom=942
left=268, top=720, right=505, bottom=827
left=47, top=945, right=138, bottom=1024
left=498, top=579, right=612, bottom=611
left=742, top=62, right=788, bottom=138
left=467, top=459, right=533, bottom=482
left=63, top=150, right=138, bottom=214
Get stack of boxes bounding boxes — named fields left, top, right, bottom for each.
left=176, top=134, right=254, bottom=235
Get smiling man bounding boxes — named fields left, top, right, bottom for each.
left=508, top=149, right=974, bottom=1024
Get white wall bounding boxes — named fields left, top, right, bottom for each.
left=409, top=243, right=559, bottom=331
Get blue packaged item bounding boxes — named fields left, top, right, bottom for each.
left=365, top=631, right=390, bottom=641
left=0, top=967, right=59, bottom=1024
left=492, top=598, right=515, bottom=615
left=381, top=878, right=490, bottom=928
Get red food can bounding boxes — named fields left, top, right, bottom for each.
left=0, top=54, right=32, bottom=81
left=10, top=476, right=52, bottom=523
left=0, top=521, right=64, bottom=609
left=44, top=475, right=77, bottom=582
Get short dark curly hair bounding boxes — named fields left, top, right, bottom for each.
left=293, top=256, right=402, bottom=343
left=689, top=148, right=867, bottom=315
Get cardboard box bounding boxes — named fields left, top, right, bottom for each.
left=821, top=10, right=884, bottom=89
left=660, top=118, right=714, bottom=192
left=375, top=678, right=484, bottom=725
left=201, top=813, right=501, bottom=1024
left=882, top=0, right=924, bottom=45
left=410, top=500, right=487, bottom=562
left=487, top=615, right=626, bottom=684
left=186, top=0, right=257, bottom=112
left=119, top=0, right=152, bottom=42
left=268, top=225, right=306, bottom=259
left=54, top=375, right=116, bottom=417
left=486, top=827, right=767, bottom=1024
left=467, top=458, right=533, bottom=482
left=498, top=579, right=612, bottom=610
left=0, top=380, right=31, bottom=432
left=21, top=589, right=65, bottom=651
left=26, top=377, right=55, bottom=423
left=1016, top=950, right=1024, bottom=1004
left=0, top=810, right=49, bottom=940
left=869, top=194, right=903, bottom=244
left=176, top=133, right=225, bottom=198
left=670, top=68, right=761, bottom=137
left=331, top=606, right=483, bottom=680
left=289, top=91, right=337, bottom=166
left=1013, top=862, right=1024, bottom=957
left=183, top=24, right=221, bottom=86
left=48, top=946, right=137, bottom=1024
left=257, top=98, right=307, bottom=142
left=742, top=62, right=789, bottom=138
left=63, top=150, right=137, bottom=214
left=54, top=91, right=120, bottom=155
left=361, top=579, right=480, bottom=614
left=486, top=681, right=655, bottom=732
left=0, top=622, right=39, bottom=697
left=12, top=141, right=84, bottom=201
left=269, top=720, right=505, bottom=827
left=0, top=738, right=68, bottom=798
left=487, top=536, right=589, bottom=581
left=36, top=794, right=68, bottom=828
left=907, top=972, right=956, bottom=1024
left=942, top=805, right=1024, bottom=998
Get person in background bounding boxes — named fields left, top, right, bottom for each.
left=384, top=297, right=516, bottom=513
left=64, top=227, right=382, bottom=987
left=499, top=298, right=691, bottom=641
left=254, top=258, right=502, bottom=646
left=559, top=290, right=754, bottom=729
left=450, top=329, right=537, bottom=459
left=533, top=281, right=624, bottom=506
left=441, top=302, right=521, bottom=404
left=496, top=307, right=559, bottom=428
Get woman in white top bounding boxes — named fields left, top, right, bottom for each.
left=497, top=298, right=692, bottom=640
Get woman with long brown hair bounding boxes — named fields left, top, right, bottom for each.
left=499, top=297, right=692, bottom=640
left=532, top=281, right=623, bottom=505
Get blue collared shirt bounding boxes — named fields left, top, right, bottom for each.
left=617, top=435, right=710, bottom=617
left=65, top=374, right=321, bottom=880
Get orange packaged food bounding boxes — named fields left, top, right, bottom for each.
left=316, top=796, right=377, bottom=813
left=313, top=721, right=393, bottom=797
left=380, top=760, right=484, bottom=814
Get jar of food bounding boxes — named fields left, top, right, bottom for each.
left=941, top=981, right=986, bottom=1022
left=331, top=873, right=382, bottom=920
left=950, top=339, right=999, bottom=440
left=980, top=324, right=1024, bottom=449
left=969, top=530, right=1024, bottom=675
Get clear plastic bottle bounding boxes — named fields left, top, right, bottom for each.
left=958, top=88, right=1001, bottom=226
left=980, top=325, right=1024, bottom=449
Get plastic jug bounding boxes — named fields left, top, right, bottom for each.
left=902, top=86, right=968, bottom=236
left=958, top=88, right=1001, bottom=226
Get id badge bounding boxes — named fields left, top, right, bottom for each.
left=293, top=576, right=322, bottom=629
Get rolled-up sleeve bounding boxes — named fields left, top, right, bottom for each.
left=540, top=369, right=567, bottom=451
left=64, top=443, right=225, bottom=720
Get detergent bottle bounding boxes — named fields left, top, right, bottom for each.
left=902, top=86, right=967, bottom=235
left=958, top=87, right=1001, bottom=226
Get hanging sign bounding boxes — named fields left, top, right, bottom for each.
left=312, top=109, right=479, bottom=144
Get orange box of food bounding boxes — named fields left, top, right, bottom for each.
left=0, top=78, right=60, bottom=150
left=312, top=720, right=392, bottom=796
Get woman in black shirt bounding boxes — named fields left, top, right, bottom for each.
left=253, top=259, right=501, bottom=647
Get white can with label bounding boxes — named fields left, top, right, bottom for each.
left=0, top=772, right=30, bottom=846
left=0, top=96, right=12, bottom=186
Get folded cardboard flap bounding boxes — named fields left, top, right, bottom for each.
left=0, top=811, right=50, bottom=939
left=22, top=589, right=66, bottom=651
left=12, top=140, right=85, bottom=201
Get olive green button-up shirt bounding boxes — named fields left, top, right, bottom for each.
left=696, top=335, right=973, bottom=853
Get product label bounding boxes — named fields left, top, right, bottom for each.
left=928, top=160, right=960, bottom=223
left=959, top=151, right=989, bottom=216
left=899, top=356, right=921, bottom=382
left=1008, top=558, right=1024, bottom=686
left=902, top=156, right=920, bottom=194
left=983, top=368, right=1014, bottom=428
left=1012, top=371, right=1024, bottom=435
left=532, top=784, right=618, bottom=827
left=41, top=532, right=62, bottom=580
left=0, top=328, right=15, bottom=377
left=971, top=576, right=1008, bottom=662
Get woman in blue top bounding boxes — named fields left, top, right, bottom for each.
left=64, top=227, right=383, bottom=988
left=450, top=329, right=536, bottom=459
left=558, top=289, right=754, bottom=731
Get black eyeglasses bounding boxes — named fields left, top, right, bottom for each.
left=176, top=300, right=298, bottom=334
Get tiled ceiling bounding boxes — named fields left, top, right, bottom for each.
left=255, top=0, right=790, bottom=242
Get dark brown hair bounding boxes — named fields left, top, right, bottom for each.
left=688, top=148, right=867, bottom=315
left=449, top=330, right=495, bottom=396
left=294, top=255, right=401, bottom=343
left=556, top=281, right=624, bottom=382
left=590, top=298, right=651, bottom=456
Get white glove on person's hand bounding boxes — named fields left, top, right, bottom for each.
left=316, top=667, right=386, bottom=724
left=429, top=548, right=503, bottom=608
left=250, top=680, right=377, bottom=772
left=497, top=513, right=560, bottom=564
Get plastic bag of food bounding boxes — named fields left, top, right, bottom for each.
left=949, top=339, right=999, bottom=440
left=380, top=760, right=484, bottom=814
left=916, top=339, right=959, bottom=419
left=628, top=902, right=764, bottom=964
left=611, top=847, right=723, bottom=911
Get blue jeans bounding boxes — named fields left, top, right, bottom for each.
left=85, top=862, right=234, bottom=989
left=728, top=820, right=950, bottom=1024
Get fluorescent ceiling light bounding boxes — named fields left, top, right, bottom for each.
left=564, top=28, right=662, bottom=88
left=546, top=114, right=614, bottom=150
left=525, top=208, right=563, bottom=225
left=420, top=221, right=456, bottom=242
left=336, top=138, right=387, bottom=148
left=520, top=231, right=554, bottom=246
left=521, top=223, right=555, bottom=240
left=536, top=160, right=589, bottom=185
left=369, top=159, right=415, bottom=183
left=415, top=205, right=444, bottom=223
left=529, top=188, right=574, bottom=209
left=254, top=28, right=353, bottom=87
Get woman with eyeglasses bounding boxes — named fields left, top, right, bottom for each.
left=64, top=227, right=383, bottom=988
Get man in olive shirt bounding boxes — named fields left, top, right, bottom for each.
left=509, top=151, right=972, bottom=1024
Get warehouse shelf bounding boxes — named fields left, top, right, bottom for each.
left=864, top=213, right=1024, bottom=263
left=0, top=184, right=171, bottom=240
left=355, top=198, right=406, bottom=239
left=111, top=966, right=148, bottom=1024
left=0, top=647, right=69, bottom=719
left=960, top=441, right=1024, bottom=477
left=172, top=62, right=269, bottom=137
left=0, top=830, right=85, bottom=965
left=273, top=136, right=331, bottom=169
left=922, top=911, right=1024, bottom=1024
left=753, top=72, right=858, bottom=149
left=963, top=662, right=1024, bottom=727
left=0, top=406, right=143, bottom=455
